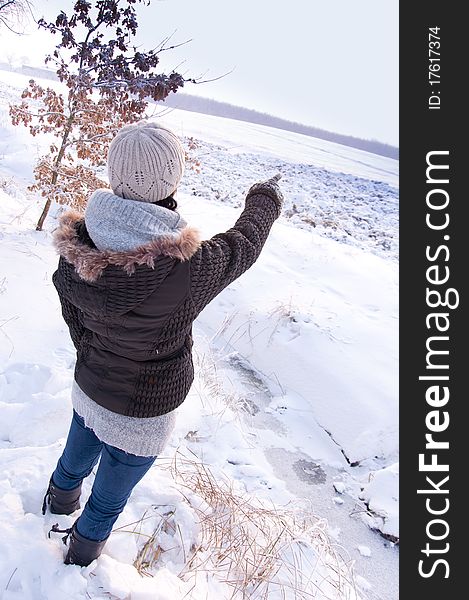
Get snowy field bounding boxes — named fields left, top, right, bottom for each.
left=0, top=68, right=398, bottom=600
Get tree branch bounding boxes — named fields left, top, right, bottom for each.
left=0, top=16, right=21, bottom=33
left=12, top=108, right=68, bottom=119
left=0, top=1, right=16, bottom=11
left=39, top=162, right=101, bottom=183
left=153, top=37, right=193, bottom=55
left=70, top=131, right=112, bottom=145
left=0, top=0, right=34, bottom=34
left=91, top=75, right=193, bottom=90
left=192, top=68, right=236, bottom=85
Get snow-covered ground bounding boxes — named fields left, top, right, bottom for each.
left=0, top=68, right=398, bottom=600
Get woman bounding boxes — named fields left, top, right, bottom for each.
left=44, top=121, right=284, bottom=566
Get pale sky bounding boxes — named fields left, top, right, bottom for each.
left=0, top=0, right=399, bottom=146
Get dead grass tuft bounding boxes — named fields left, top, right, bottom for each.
left=141, top=450, right=359, bottom=599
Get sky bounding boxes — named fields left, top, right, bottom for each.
left=0, top=0, right=399, bottom=146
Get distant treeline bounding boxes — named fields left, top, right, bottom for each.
left=0, top=63, right=398, bottom=159
left=158, top=94, right=398, bottom=160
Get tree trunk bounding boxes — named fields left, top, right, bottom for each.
left=35, top=112, right=75, bottom=231
left=36, top=197, right=52, bottom=231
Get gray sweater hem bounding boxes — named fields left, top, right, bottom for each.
left=71, top=380, right=177, bottom=457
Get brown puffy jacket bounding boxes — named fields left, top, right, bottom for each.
left=52, top=180, right=283, bottom=418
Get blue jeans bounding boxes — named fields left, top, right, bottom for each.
left=52, top=410, right=156, bottom=541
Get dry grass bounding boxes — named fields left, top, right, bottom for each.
left=132, top=507, right=177, bottom=575
left=136, top=451, right=358, bottom=600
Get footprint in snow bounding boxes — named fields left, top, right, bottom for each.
left=0, top=362, right=51, bottom=404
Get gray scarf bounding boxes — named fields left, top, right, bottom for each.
left=84, top=189, right=187, bottom=252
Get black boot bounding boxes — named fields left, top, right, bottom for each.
left=42, top=477, right=82, bottom=515
left=49, top=522, right=108, bottom=567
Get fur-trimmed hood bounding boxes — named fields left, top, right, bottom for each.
left=53, top=210, right=201, bottom=283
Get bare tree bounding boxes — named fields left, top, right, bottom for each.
left=0, top=0, right=33, bottom=33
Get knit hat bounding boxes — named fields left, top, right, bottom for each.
left=107, top=121, right=185, bottom=203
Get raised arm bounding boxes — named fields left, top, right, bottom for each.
left=189, top=176, right=284, bottom=313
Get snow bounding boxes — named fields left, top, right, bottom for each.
left=357, top=546, right=372, bottom=558
left=0, top=67, right=398, bottom=599
left=360, top=462, right=399, bottom=541
left=334, top=482, right=347, bottom=494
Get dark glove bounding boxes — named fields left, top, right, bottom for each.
left=246, top=173, right=284, bottom=209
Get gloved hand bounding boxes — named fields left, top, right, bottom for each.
left=246, top=173, right=284, bottom=208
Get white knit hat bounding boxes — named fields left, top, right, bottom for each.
left=107, top=121, right=185, bottom=203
